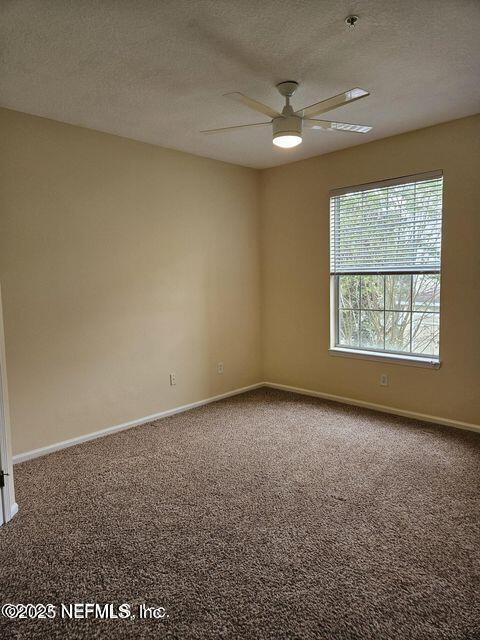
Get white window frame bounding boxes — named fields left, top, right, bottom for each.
left=329, top=171, right=443, bottom=369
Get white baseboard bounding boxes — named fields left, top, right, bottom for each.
left=264, top=382, right=480, bottom=435
left=13, top=382, right=264, bottom=464
left=12, top=380, right=479, bottom=465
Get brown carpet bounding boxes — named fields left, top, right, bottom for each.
left=1, top=388, right=479, bottom=639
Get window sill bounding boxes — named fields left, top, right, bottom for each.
left=329, top=347, right=441, bottom=369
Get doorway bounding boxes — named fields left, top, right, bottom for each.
left=0, top=284, right=16, bottom=525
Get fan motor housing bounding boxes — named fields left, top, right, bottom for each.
left=273, top=115, right=303, bottom=139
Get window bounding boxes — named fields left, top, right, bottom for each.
left=330, top=171, right=443, bottom=365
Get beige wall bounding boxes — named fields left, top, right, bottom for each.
left=0, top=108, right=262, bottom=455
left=1, top=109, right=479, bottom=457
left=261, top=115, right=480, bottom=425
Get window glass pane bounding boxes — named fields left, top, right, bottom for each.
left=413, top=274, right=440, bottom=312
left=338, top=309, right=360, bottom=347
left=361, top=275, right=384, bottom=310
left=385, top=274, right=411, bottom=311
left=385, top=311, right=411, bottom=352
left=360, top=310, right=384, bottom=350
left=412, top=313, right=439, bottom=355
left=339, top=275, right=360, bottom=309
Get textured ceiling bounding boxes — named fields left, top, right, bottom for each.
left=1, top=0, right=479, bottom=168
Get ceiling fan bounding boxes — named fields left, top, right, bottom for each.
left=201, top=81, right=372, bottom=148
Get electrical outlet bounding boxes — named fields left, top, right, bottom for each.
left=169, top=373, right=176, bottom=386
left=217, top=362, right=224, bottom=375
left=380, top=374, right=389, bottom=387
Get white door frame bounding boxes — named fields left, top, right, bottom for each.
left=0, top=284, right=17, bottom=523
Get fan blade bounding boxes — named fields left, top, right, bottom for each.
left=201, top=122, right=270, bottom=134
left=297, top=88, right=369, bottom=118
left=224, top=92, right=281, bottom=118
left=305, top=119, right=372, bottom=134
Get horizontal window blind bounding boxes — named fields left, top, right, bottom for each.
left=330, top=171, right=443, bottom=274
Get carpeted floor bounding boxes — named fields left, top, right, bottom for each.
left=0, top=388, right=479, bottom=640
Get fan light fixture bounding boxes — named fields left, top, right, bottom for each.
left=273, top=134, right=302, bottom=148
left=272, top=111, right=303, bottom=148
left=201, top=81, right=372, bottom=150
